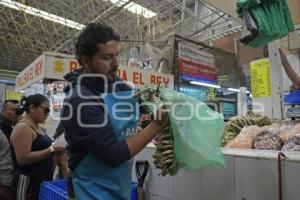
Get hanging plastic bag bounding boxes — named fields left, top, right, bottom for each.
left=240, top=9, right=259, bottom=45
left=237, top=0, right=295, bottom=48
left=159, top=88, right=225, bottom=171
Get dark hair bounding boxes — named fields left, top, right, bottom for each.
left=2, top=99, right=19, bottom=111
left=18, top=94, right=48, bottom=114
left=75, top=23, right=120, bottom=65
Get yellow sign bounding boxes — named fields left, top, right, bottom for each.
left=250, top=59, right=272, bottom=98
left=5, top=90, right=23, bottom=101
left=53, top=59, right=65, bottom=74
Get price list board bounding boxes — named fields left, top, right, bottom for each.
left=250, top=59, right=272, bottom=98
left=5, top=90, right=22, bottom=101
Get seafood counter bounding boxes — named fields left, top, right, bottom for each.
left=132, top=118, right=300, bottom=200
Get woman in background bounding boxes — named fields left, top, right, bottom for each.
left=10, top=94, right=64, bottom=200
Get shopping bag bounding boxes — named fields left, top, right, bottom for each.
left=237, top=0, right=295, bottom=48
left=159, top=88, right=225, bottom=171
left=240, top=9, right=259, bottom=44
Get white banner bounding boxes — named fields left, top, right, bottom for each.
left=178, top=43, right=215, bottom=67
left=16, top=52, right=174, bottom=91
left=15, top=52, right=80, bottom=91
left=44, top=52, right=80, bottom=80
left=15, top=54, right=45, bottom=91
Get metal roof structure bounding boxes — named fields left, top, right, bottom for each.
left=0, top=0, right=241, bottom=72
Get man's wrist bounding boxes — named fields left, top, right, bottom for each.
left=150, top=121, right=162, bottom=133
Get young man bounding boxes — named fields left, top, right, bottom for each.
left=62, top=23, right=168, bottom=200
left=0, top=100, right=19, bottom=200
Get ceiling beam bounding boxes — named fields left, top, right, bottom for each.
left=201, top=0, right=238, bottom=18
left=53, top=0, right=133, bottom=52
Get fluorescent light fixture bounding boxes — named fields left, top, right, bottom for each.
left=109, top=0, right=156, bottom=18
left=228, top=88, right=241, bottom=92
left=190, top=81, right=221, bottom=89
left=228, top=88, right=251, bottom=94
left=0, top=0, right=85, bottom=30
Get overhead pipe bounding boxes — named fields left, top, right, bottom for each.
left=174, top=34, right=211, bottom=49
left=0, top=69, right=19, bottom=74
left=201, top=0, right=238, bottom=18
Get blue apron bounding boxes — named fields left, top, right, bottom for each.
left=72, top=91, right=139, bottom=200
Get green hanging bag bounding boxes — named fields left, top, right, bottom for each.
left=237, top=0, right=295, bottom=47
left=159, top=88, right=226, bottom=171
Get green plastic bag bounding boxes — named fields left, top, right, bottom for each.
left=237, top=0, right=295, bottom=48
left=159, top=88, right=225, bottom=171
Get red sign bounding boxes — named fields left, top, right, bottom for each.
left=178, top=59, right=217, bottom=82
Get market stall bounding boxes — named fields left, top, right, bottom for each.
left=134, top=117, right=300, bottom=200
left=134, top=146, right=300, bottom=200
left=130, top=1, right=300, bottom=198
left=174, top=36, right=240, bottom=120
left=2, top=0, right=300, bottom=199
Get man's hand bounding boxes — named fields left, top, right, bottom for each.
left=126, top=107, right=170, bottom=157
left=52, top=146, right=65, bottom=154
left=153, top=107, right=170, bottom=131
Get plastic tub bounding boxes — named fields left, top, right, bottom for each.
left=39, top=179, right=68, bottom=200
left=40, top=179, right=138, bottom=200
left=131, top=182, right=138, bottom=200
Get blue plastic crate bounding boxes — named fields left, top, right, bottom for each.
left=40, top=179, right=138, bottom=200
left=284, top=90, right=300, bottom=105
left=39, top=179, right=68, bottom=200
